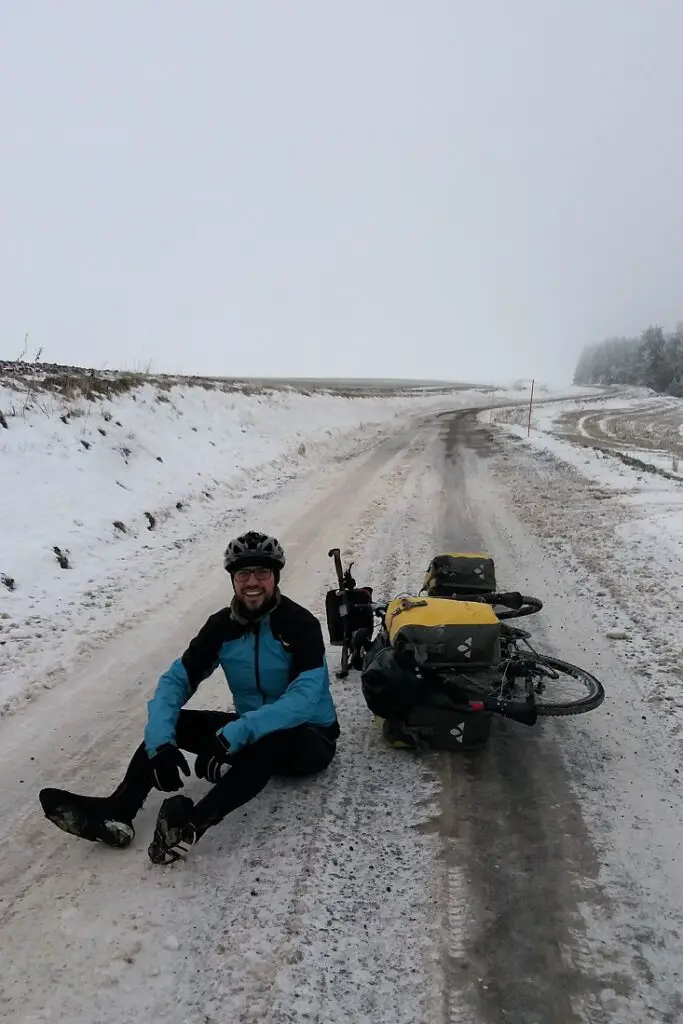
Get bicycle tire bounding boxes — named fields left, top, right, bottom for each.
left=496, top=596, right=543, bottom=620
left=349, top=628, right=372, bottom=671
left=339, top=642, right=350, bottom=678
left=531, top=655, right=605, bottom=716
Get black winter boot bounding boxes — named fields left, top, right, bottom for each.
left=39, top=787, right=135, bottom=849
left=147, top=795, right=197, bottom=865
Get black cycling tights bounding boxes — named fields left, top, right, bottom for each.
left=109, top=710, right=339, bottom=834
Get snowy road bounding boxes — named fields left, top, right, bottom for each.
left=2, top=410, right=683, bottom=1023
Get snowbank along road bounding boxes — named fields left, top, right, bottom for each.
left=2, top=400, right=683, bottom=1023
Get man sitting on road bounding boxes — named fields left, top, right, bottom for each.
left=39, top=531, right=340, bottom=865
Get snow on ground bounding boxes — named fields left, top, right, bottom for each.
left=0, top=418, right=449, bottom=1024
left=1, top=372, right=539, bottom=716
left=3, top=387, right=683, bottom=1022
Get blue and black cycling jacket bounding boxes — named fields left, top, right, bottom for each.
left=144, top=595, right=337, bottom=756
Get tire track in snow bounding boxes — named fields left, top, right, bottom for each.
left=239, top=429, right=447, bottom=1024
left=477, top=425, right=683, bottom=1022
left=430, top=412, right=611, bottom=1024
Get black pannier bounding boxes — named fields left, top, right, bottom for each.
left=360, top=630, right=495, bottom=753
left=423, top=553, right=497, bottom=598
left=325, top=586, right=374, bottom=646
left=360, top=636, right=422, bottom=718
left=393, top=695, right=493, bottom=752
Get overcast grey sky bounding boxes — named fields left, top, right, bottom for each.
left=2, top=1, right=682, bottom=384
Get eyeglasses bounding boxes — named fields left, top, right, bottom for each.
left=234, top=567, right=274, bottom=582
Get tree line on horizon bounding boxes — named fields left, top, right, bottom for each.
left=574, top=323, right=683, bottom=396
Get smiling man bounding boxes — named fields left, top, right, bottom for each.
left=39, top=531, right=340, bottom=865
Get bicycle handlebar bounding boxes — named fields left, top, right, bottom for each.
left=461, top=695, right=538, bottom=727
left=328, top=547, right=357, bottom=591
left=328, top=548, right=344, bottom=590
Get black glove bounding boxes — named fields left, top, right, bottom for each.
left=195, top=729, right=232, bottom=784
left=149, top=743, right=191, bottom=792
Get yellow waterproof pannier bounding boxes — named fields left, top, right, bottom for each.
left=386, top=596, right=501, bottom=669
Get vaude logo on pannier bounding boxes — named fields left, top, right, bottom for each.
left=457, top=636, right=473, bottom=659
left=449, top=723, right=465, bottom=742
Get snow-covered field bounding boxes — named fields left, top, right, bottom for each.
left=494, top=386, right=683, bottom=477
left=1, top=369, right=537, bottom=716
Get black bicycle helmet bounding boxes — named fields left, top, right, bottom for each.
left=223, top=531, right=286, bottom=576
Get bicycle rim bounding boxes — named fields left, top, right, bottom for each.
left=531, top=655, right=605, bottom=716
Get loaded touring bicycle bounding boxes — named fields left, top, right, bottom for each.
left=325, top=548, right=605, bottom=752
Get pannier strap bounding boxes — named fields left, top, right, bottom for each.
left=387, top=597, right=429, bottom=626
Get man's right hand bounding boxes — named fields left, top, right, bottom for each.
left=149, top=743, right=191, bottom=792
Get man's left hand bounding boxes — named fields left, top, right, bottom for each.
left=195, top=729, right=232, bottom=784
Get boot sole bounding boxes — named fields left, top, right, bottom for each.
left=147, top=796, right=196, bottom=865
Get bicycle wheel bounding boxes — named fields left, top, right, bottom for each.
left=531, top=655, right=605, bottom=716
left=339, top=642, right=350, bottom=678
left=496, top=596, right=543, bottom=620
left=350, top=628, right=373, bottom=671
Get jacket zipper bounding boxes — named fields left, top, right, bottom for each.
left=253, top=622, right=264, bottom=697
